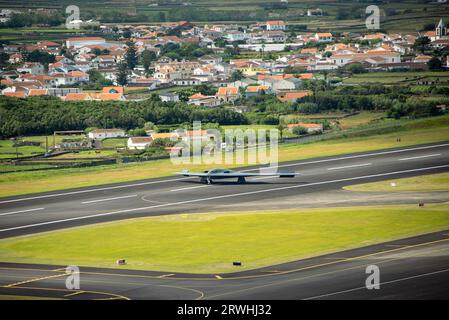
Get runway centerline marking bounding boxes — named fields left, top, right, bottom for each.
left=81, top=194, right=138, bottom=204
left=398, top=153, right=441, bottom=161
left=170, top=185, right=209, bottom=192
left=2, top=142, right=449, bottom=204
left=1, top=164, right=449, bottom=234
left=304, top=267, right=449, bottom=300
left=0, top=207, right=45, bottom=217
left=327, top=163, right=372, bottom=171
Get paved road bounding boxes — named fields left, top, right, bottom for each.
left=0, top=141, right=449, bottom=299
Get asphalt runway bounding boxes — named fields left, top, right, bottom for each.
left=0, top=141, right=449, bottom=299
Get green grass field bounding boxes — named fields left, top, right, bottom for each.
left=0, top=115, right=448, bottom=197
left=345, top=172, right=449, bottom=193
left=1, top=203, right=448, bottom=273
left=0, top=140, right=44, bottom=159
left=338, top=112, right=385, bottom=129
left=0, top=135, right=87, bottom=159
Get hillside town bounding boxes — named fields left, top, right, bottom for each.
left=1, top=18, right=448, bottom=105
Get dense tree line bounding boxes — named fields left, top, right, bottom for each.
left=0, top=96, right=247, bottom=138
left=0, top=12, right=63, bottom=28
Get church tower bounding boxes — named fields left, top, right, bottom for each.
left=436, top=18, right=447, bottom=39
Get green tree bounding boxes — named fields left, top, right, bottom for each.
left=25, top=50, right=55, bottom=65
left=231, top=70, right=244, bottom=81
left=0, top=52, right=9, bottom=66
left=292, top=126, right=308, bottom=136
left=116, top=62, right=129, bottom=86
left=413, top=36, right=431, bottom=54
left=125, top=41, right=138, bottom=70
left=140, top=49, right=157, bottom=72
left=427, top=57, right=442, bottom=70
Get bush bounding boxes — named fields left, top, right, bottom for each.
left=128, top=128, right=147, bottom=137
left=261, top=115, right=279, bottom=125
left=292, top=126, right=308, bottom=136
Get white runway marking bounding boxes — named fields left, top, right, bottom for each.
left=304, top=267, right=449, bottom=300
left=327, top=163, right=372, bottom=171
left=2, top=143, right=449, bottom=204
left=0, top=208, right=45, bottom=217
left=398, top=154, right=441, bottom=161
left=1, top=164, right=449, bottom=234
left=81, top=195, right=138, bottom=204
left=170, top=185, right=209, bottom=192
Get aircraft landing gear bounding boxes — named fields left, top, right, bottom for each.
left=237, top=177, right=246, bottom=184
left=200, top=177, right=212, bottom=184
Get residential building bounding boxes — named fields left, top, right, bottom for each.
left=266, top=20, right=286, bottom=31
left=314, top=33, right=333, bottom=42
left=88, top=129, right=126, bottom=140
left=127, top=137, right=153, bottom=150
left=277, top=90, right=312, bottom=103
left=245, top=85, right=271, bottom=97
left=66, top=37, right=106, bottom=49
left=159, top=92, right=180, bottom=102
left=288, top=123, right=323, bottom=133
left=216, top=86, right=240, bottom=103
left=188, top=93, right=221, bottom=107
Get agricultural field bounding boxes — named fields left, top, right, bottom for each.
left=0, top=0, right=447, bottom=32
left=338, top=112, right=386, bottom=130
left=0, top=139, right=44, bottom=159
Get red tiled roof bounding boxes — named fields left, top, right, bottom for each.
left=216, top=86, right=239, bottom=96
left=4, top=92, right=27, bottom=98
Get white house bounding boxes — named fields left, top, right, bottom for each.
left=66, top=37, right=106, bottom=49
left=127, top=137, right=153, bottom=150
left=266, top=20, right=286, bottom=31
left=226, top=31, right=248, bottom=42
left=314, top=33, right=333, bottom=42
left=17, top=62, right=45, bottom=75
left=159, top=92, right=180, bottom=102
left=88, top=129, right=126, bottom=140
left=332, top=51, right=401, bottom=67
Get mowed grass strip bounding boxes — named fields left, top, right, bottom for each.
left=1, top=115, right=448, bottom=197
left=1, top=203, right=449, bottom=274
left=345, top=172, right=449, bottom=193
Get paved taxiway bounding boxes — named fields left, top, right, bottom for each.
left=0, top=231, right=448, bottom=299
left=0, top=141, right=449, bottom=299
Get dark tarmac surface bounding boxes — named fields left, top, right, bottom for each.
left=1, top=141, right=449, bottom=299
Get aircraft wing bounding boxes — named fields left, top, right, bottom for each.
left=177, top=170, right=295, bottom=178
left=177, top=170, right=209, bottom=177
